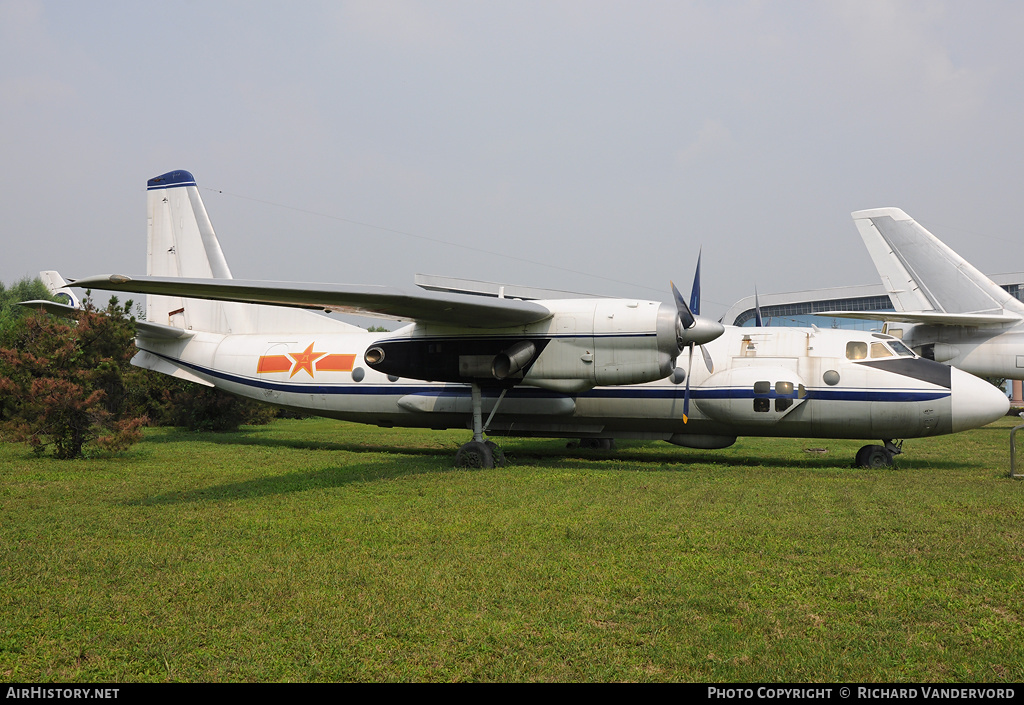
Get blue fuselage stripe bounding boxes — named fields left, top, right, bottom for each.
left=147, top=350, right=950, bottom=404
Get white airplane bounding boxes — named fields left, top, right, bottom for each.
left=825, top=207, right=1024, bottom=381
left=36, top=171, right=1009, bottom=469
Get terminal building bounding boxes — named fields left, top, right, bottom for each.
left=722, top=274, right=1024, bottom=329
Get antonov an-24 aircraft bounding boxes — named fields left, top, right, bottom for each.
left=43, top=171, right=1008, bottom=469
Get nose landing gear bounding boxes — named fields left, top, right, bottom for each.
left=855, top=439, right=903, bottom=468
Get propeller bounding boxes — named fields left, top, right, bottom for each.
left=670, top=253, right=724, bottom=423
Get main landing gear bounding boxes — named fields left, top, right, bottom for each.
left=855, top=439, right=903, bottom=469
left=454, top=383, right=507, bottom=469
left=571, top=438, right=616, bottom=450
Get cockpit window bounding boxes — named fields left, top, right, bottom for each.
left=888, top=340, right=915, bottom=357
left=870, top=342, right=893, bottom=359
left=846, top=341, right=867, bottom=360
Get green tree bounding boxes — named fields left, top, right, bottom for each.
left=153, top=382, right=278, bottom=431
left=0, top=277, right=54, bottom=334
left=0, top=296, right=146, bottom=459
left=1, top=281, right=296, bottom=454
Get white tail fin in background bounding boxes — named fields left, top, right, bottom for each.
left=39, top=270, right=82, bottom=309
left=144, top=170, right=362, bottom=335
left=852, top=207, right=1024, bottom=319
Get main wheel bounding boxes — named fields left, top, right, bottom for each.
left=455, top=441, right=495, bottom=469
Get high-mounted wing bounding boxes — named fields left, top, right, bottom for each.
left=70, top=274, right=553, bottom=329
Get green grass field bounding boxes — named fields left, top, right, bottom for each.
left=2, top=417, right=1023, bottom=682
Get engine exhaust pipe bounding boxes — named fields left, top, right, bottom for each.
left=492, top=341, right=537, bottom=380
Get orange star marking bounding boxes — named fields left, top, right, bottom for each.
left=288, top=342, right=327, bottom=378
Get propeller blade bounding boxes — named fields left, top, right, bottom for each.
left=671, top=254, right=723, bottom=383
left=700, top=343, right=714, bottom=374
left=671, top=280, right=696, bottom=330
left=689, top=249, right=702, bottom=316
left=682, top=343, right=694, bottom=424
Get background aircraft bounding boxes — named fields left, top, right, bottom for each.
left=823, top=208, right=1024, bottom=384
left=41, top=172, right=1008, bottom=468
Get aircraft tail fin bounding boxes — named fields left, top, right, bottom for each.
left=852, top=207, right=1024, bottom=320
left=146, top=170, right=235, bottom=332
left=144, top=170, right=363, bottom=335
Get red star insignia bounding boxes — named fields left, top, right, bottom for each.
left=288, top=342, right=327, bottom=378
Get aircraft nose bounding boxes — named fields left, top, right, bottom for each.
left=950, top=367, right=1009, bottom=433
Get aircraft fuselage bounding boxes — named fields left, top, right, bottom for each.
left=133, top=322, right=1005, bottom=448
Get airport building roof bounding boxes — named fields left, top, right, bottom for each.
left=722, top=274, right=1024, bottom=328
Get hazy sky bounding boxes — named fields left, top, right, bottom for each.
left=3, top=0, right=1023, bottom=321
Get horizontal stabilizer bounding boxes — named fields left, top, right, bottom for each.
left=18, top=299, right=80, bottom=318
left=131, top=350, right=212, bottom=386
left=68, top=274, right=554, bottom=328
left=19, top=300, right=196, bottom=338
left=136, top=320, right=194, bottom=340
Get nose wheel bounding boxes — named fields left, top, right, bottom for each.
left=855, top=439, right=902, bottom=468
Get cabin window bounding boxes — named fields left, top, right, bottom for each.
left=846, top=342, right=867, bottom=360
left=774, top=382, right=794, bottom=412
left=753, top=381, right=771, bottom=412
left=888, top=340, right=915, bottom=357
left=870, top=342, right=893, bottom=359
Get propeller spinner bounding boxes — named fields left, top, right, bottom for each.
left=671, top=255, right=724, bottom=423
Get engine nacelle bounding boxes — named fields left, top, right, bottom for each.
left=915, top=342, right=960, bottom=363
left=363, top=299, right=687, bottom=390
left=520, top=301, right=681, bottom=389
